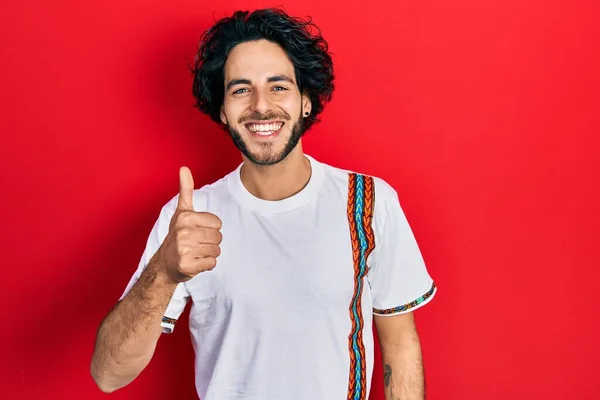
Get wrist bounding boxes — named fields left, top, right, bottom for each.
left=147, top=253, right=180, bottom=289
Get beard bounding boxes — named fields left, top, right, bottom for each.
left=227, top=112, right=306, bottom=166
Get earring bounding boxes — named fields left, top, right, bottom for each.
left=304, top=111, right=310, bottom=116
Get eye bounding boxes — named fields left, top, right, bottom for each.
left=233, top=88, right=249, bottom=95
left=272, top=86, right=287, bottom=91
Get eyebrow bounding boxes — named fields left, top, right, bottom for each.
left=225, top=75, right=295, bottom=91
left=267, top=75, right=295, bottom=84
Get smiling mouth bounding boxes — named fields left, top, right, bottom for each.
left=244, top=122, right=284, bottom=137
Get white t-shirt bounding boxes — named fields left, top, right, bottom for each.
left=121, top=154, right=436, bottom=399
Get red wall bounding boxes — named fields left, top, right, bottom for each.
left=1, top=1, right=599, bottom=399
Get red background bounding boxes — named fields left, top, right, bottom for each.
left=1, top=0, right=599, bottom=399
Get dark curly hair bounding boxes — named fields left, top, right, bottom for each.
left=191, top=8, right=335, bottom=132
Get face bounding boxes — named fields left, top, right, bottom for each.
left=220, top=39, right=311, bottom=166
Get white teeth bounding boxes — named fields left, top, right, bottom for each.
left=247, top=123, right=283, bottom=133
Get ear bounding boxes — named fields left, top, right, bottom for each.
left=302, top=93, right=312, bottom=117
left=220, top=104, right=227, bottom=125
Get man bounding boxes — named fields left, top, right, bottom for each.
left=91, top=8, right=436, bottom=400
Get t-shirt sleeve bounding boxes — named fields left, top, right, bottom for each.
left=367, top=178, right=437, bottom=316
left=119, top=196, right=190, bottom=333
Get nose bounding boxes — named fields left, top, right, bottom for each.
left=250, top=89, right=272, bottom=115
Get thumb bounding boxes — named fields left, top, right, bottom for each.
left=177, top=166, right=194, bottom=211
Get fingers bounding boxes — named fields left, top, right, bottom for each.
left=178, top=255, right=218, bottom=275
left=176, top=226, right=222, bottom=245
left=171, top=167, right=223, bottom=277
left=192, top=244, right=221, bottom=258
left=177, top=166, right=195, bottom=211
left=197, top=228, right=223, bottom=245
left=195, top=257, right=217, bottom=271
left=177, top=211, right=223, bottom=230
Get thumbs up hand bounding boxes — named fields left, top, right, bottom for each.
left=155, top=166, right=223, bottom=284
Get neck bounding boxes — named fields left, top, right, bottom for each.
left=240, top=144, right=311, bottom=201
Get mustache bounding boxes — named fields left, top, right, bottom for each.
left=238, top=111, right=291, bottom=124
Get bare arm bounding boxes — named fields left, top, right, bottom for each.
left=90, top=256, right=177, bottom=393
left=90, top=167, right=222, bottom=393
left=375, top=312, right=426, bottom=400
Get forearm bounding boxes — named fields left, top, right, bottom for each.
left=381, top=327, right=425, bottom=400
left=90, top=256, right=178, bottom=392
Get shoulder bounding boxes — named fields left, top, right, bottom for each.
left=315, top=158, right=401, bottom=237
left=318, top=158, right=399, bottom=205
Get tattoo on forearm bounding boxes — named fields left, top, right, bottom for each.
left=384, top=364, right=392, bottom=387
left=384, top=358, right=425, bottom=400
left=384, top=363, right=396, bottom=398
